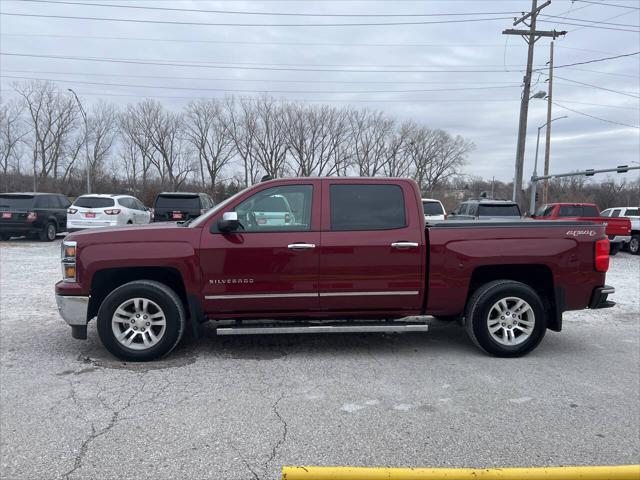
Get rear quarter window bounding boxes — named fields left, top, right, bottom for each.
left=423, top=201, right=444, bottom=216
left=624, top=208, right=639, bottom=216
left=330, top=184, right=406, bottom=231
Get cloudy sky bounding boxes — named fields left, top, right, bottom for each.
left=1, top=0, right=638, bottom=182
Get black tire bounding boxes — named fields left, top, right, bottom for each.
left=39, top=222, right=57, bottom=242
left=609, top=243, right=620, bottom=256
left=0, top=233, right=9, bottom=241
left=629, top=235, right=640, bottom=255
left=97, top=280, right=186, bottom=361
left=465, top=280, right=547, bottom=358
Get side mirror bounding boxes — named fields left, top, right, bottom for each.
left=217, top=211, right=240, bottom=232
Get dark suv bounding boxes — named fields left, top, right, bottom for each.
left=152, top=192, right=214, bottom=222
left=449, top=199, right=522, bottom=220
left=0, top=192, right=71, bottom=241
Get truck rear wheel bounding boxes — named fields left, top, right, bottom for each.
left=97, top=280, right=186, bottom=361
left=629, top=235, right=639, bottom=255
left=465, top=280, right=546, bottom=357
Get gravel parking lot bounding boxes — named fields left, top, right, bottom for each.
left=1, top=239, right=638, bottom=480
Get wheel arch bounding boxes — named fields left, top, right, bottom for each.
left=467, top=264, right=561, bottom=331
left=88, top=267, right=189, bottom=321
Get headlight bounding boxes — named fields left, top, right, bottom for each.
left=61, top=240, right=77, bottom=282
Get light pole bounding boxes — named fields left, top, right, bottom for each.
left=529, top=115, right=567, bottom=215
left=67, top=89, right=91, bottom=194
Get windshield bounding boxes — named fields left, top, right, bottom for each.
left=478, top=204, right=521, bottom=217
left=0, top=195, right=35, bottom=210
left=423, top=201, right=444, bottom=216
left=189, top=187, right=249, bottom=228
left=73, top=197, right=115, bottom=208
left=155, top=195, right=200, bottom=210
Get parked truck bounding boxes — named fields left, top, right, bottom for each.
left=533, top=202, right=632, bottom=255
left=55, top=178, right=615, bottom=361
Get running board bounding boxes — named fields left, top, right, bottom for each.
left=216, top=322, right=429, bottom=336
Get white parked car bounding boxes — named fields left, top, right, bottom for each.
left=67, top=194, right=151, bottom=231
left=601, top=206, right=640, bottom=255
left=422, top=198, right=447, bottom=221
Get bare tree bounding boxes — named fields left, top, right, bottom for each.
left=248, top=95, right=289, bottom=178
left=224, top=96, right=260, bottom=186
left=185, top=99, right=235, bottom=190
left=382, top=120, right=415, bottom=178
left=144, top=101, right=194, bottom=190
left=14, top=80, right=79, bottom=190
left=285, top=103, right=350, bottom=177
left=85, top=101, right=118, bottom=187
left=348, top=109, right=395, bottom=177
left=0, top=99, right=27, bottom=189
left=119, top=101, right=157, bottom=193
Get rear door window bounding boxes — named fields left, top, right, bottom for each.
left=610, top=209, right=621, bottom=217
left=0, top=195, right=35, bottom=210
left=330, top=184, right=406, bottom=231
left=74, top=197, right=115, bottom=208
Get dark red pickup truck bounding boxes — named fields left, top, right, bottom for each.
left=534, top=202, right=632, bottom=255
left=56, top=178, right=615, bottom=361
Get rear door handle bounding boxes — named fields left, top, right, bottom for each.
left=288, top=243, right=316, bottom=250
left=391, top=242, right=419, bottom=249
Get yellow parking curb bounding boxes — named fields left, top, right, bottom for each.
left=282, top=465, right=640, bottom=480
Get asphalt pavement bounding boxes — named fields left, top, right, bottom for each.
left=1, top=239, right=638, bottom=480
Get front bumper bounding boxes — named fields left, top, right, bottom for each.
left=55, top=295, right=89, bottom=339
left=589, top=285, right=615, bottom=309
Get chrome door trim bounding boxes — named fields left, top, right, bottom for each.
left=319, top=291, right=419, bottom=297
left=287, top=243, right=316, bottom=250
left=205, top=293, right=318, bottom=300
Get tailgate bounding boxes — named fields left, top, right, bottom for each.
left=601, top=217, right=632, bottom=236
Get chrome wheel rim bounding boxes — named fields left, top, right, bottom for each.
left=487, top=297, right=535, bottom=346
left=111, top=298, right=166, bottom=350
left=47, top=224, right=56, bottom=240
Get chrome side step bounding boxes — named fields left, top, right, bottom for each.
left=216, top=322, right=429, bottom=336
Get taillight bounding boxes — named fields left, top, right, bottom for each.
left=104, top=209, right=121, bottom=215
left=595, top=239, right=610, bottom=272
left=68, top=208, right=77, bottom=214
left=284, top=213, right=291, bottom=224
left=26, top=212, right=37, bottom=222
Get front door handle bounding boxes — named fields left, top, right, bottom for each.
left=288, top=243, right=316, bottom=250
left=391, top=242, right=419, bottom=249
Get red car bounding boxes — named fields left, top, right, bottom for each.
left=56, top=178, right=614, bottom=361
left=533, top=202, right=631, bottom=255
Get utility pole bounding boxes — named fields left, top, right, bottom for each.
left=68, top=88, right=91, bottom=194
left=503, top=0, right=565, bottom=206
left=543, top=41, right=554, bottom=205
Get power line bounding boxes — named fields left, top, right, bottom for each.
left=554, top=75, right=640, bottom=98
left=0, top=74, right=526, bottom=95
left=0, top=52, right=529, bottom=74
left=567, top=9, right=640, bottom=33
left=537, top=19, right=639, bottom=32
left=553, top=101, right=640, bottom=129
left=0, top=33, right=626, bottom=56
left=0, top=12, right=514, bottom=27
left=540, top=14, right=639, bottom=28
left=564, top=66, right=640, bottom=78
left=544, top=51, right=640, bottom=70
left=574, top=0, right=640, bottom=10
left=14, top=0, right=522, bottom=18
left=0, top=69, right=524, bottom=86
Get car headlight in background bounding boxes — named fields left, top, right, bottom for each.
left=61, top=240, right=77, bottom=282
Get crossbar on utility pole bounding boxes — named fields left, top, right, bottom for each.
left=503, top=0, right=566, bottom=207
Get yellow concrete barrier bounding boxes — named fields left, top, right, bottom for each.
left=282, top=465, right=640, bottom=480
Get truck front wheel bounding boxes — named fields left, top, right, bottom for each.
left=97, top=280, right=186, bottom=361
left=465, top=280, right=546, bottom=357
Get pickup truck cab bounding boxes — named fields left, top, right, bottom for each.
left=55, top=178, right=615, bottom=361
left=449, top=199, right=521, bottom=220
left=601, top=206, right=640, bottom=255
left=534, top=203, right=632, bottom=255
